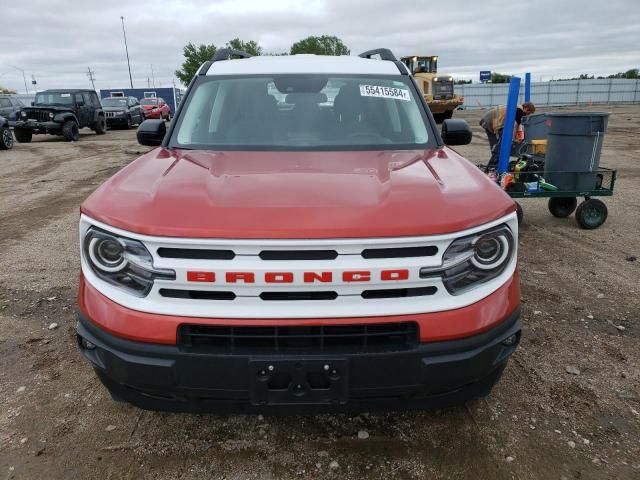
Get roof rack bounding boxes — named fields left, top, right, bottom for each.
left=358, top=48, right=407, bottom=75
left=199, top=48, right=253, bottom=76
left=211, top=48, right=253, bottom=62
left=358, top=48, right=398, bottom=62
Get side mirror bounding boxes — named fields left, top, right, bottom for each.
left=441, top=118, right=472, bottom=146
left=137, top=119, right=166, bottom=146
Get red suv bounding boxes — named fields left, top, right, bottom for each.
left=140, top=97, right=170, bottom=121
left=77, top=48, right=520, bottom=413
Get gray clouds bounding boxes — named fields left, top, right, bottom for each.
left=1, top=0, right=639, bottom=92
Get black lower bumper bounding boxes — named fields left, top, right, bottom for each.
left=77, top=309, right=521, bottom=413
left=105, top=117, right=127, bottom=126
left=15, top=120, right=60, bottom=133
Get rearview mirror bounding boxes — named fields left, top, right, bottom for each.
left=137, top=119, right=166, bottom=146
left=441, top=119, right=472, bottom=146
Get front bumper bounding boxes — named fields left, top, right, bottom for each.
left=143, top=110, right=161, bottom=119
left=77, top=307, right=521, bottom=413
left=105, top=116, right=127, bottom=126
left=15, top=120, right=61, bottom=133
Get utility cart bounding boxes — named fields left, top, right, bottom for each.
left=507, top=167, right=616, bottom=229
left=489, top=111, right=616, bottom=229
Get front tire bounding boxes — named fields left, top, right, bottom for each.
left=125, top=115, right=132, bottom=129
left=575, top=199, right=608, bottom=229
left=548, top=197, right=578, bottom=218
left=94, top=115, right=106, bottom=135
left=62, top=120, right=80, bottom=141
left=0, top=126, right=13, bottom=149
left=516, top=202, right=523, bottom=225
left=433, top=113, right=445, bottom=124
left=14, top=128, right=32, bottom=143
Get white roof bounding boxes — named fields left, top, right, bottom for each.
left=206, top=54, right=405, bottom=76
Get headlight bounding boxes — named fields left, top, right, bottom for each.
left=116, top=111, right=124, bottom=116
left=83, top=227, right=175, bottom=297
left=48, top=112, right=54, bottom=119
left=21, top=111, right=27, bottom=117
left=420, top=225, right=514, bottom=295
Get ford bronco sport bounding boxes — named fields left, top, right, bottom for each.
left=77, top=48, right=521, bottom=413
left=15, top=89, right=106, bottom=142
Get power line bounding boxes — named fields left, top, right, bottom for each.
left=86, top=67, right=96, bottom=90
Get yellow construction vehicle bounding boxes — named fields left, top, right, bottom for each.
left=401, top=55, right=464, bottom=123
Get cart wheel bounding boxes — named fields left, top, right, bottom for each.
left=548, top=197, right=578, bottom=218
left=516, top=202, right=523, bottom=225
left=575, top=199, right=608, bottom=229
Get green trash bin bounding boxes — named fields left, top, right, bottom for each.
left=544, top=112, right=609, bottom=191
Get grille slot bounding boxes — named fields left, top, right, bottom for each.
left=361, top=246, right=437, bottom=259
left=26, top=110, right=51, bottom=122
left=361, top=286, right=437, bottom=299
left=178, top=322, right=419, bottom=354
left=157, top=248, right=235, bottom=260
left=260, top=291, right=338, bottom=301
left=159, top=289, right=235, bottom=300
left=259, top=250, right=338, bottom=260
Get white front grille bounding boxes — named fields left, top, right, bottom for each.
left=80, top=214, right=517, bottom=319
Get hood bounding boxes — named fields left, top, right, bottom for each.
left=102, top=106, right=127, bottom=112
left=81, top=147, right=515, bottom=239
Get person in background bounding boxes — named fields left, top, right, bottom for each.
left=480, top=101, right=536, bottom=169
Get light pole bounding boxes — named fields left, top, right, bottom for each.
left=10, top=65, right=29, bottom=94
left=120, top=16, right=133, bottom=88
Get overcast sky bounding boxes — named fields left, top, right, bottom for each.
left=1, top=0, right=639, bottom=93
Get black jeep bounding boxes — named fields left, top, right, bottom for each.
left=101, top=96, right=144, bottom=129
left=14, top=89, right=106, bottom=142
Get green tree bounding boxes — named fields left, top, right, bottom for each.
left=490, top=72, right=512, bottom=84
left=290, top=35, right=350, bottom=56
left=608, top=68, right=639, bottom=79
left=175, top=42, right=217, bottom=85
left=226, top=38, right=262, bottom=56
left=175, top=39, right=263, bottom=85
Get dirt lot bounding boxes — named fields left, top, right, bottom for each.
left=1, top=105, right=639, bottom=480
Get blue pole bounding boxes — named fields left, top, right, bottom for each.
left=525, top=72, right=531, bottom=102
left=497, top=76, right=521, bottom=174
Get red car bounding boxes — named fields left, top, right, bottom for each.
left=140, top=97, right=170, bottom=120
left=77, top=48, right=520, bottom=413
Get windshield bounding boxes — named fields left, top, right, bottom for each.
left=34, top=92, right=74, bottom=107
left=102, top=98, right=128, bottom=107
left=170, top=75, right=434, bottom=151
left=140, top=98, right=158, bottom=105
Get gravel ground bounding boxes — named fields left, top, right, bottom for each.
left=0, top=105, right=639, bottom=480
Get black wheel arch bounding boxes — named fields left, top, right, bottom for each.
left=54, top=112, right=79, bottom=124
left=92, top=108, right=105, bottom=123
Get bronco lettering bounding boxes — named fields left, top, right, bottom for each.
left=187, top=269, right=411, bottom=283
